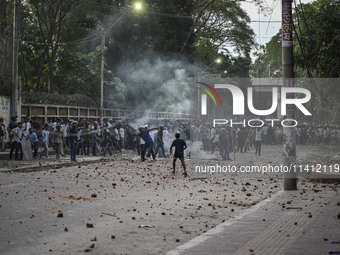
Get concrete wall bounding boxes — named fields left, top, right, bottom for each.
left=21, top=104, right=191, bottom=127
left=1, top=96, right=191, bottom=129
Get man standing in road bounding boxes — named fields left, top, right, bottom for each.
left=0, top=118, right=6, bottom=152
left=170, top=133, right=187, bottom=177
left=255, top=127, right=263, bottom=156
left=69, top=122, right=78, bottom=161
left=119, top=125, right=125, bottom=150
left=13, top=122, right=25, bottom=160
left=27, top=128, right=39, bottom=159
left=155, top=125, right=166, bottom=158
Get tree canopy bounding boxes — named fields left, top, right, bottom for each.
left=0, top=0, right=256, bottom=108
left=251, top=0, right=340, bottom=79
left=251, top=0, right=340, bottom=124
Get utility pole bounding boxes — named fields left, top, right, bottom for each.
left=100, top=28, right=105, bottom=120
left=197, top=72, right=201, bottom=119
left=282, top=0, right=297, bottom=190
left=11, top=0, right=20, bottom=118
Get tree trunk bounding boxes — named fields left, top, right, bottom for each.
left=0, top=0, right=12, bottom=95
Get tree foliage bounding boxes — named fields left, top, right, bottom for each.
left=251, top=0, right=340, bottom=123
left=0, top=0, right=256, bottom=109
left=251, top=0, right=340, bottom=79
left=293, top=0, right=340, bottom=78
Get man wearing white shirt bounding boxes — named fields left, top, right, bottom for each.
left=119, top=126, right=125, bottom=149
left=22, top=116, right=31, bottom=136
left=255, top=128, right=263, bottom=156
left=138, top=126, right=146, bottom=159
left=13, top=122, right=25, bottom=160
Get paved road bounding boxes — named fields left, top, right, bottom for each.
left=166, top=185, right=340, bottom=255
left=0, top=145, right=339, bottom=254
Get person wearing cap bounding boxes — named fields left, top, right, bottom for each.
left=155, top=125, right=166, bottom=158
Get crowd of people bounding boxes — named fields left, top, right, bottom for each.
left=0, top=116, right=190, bottom=163
left=190, top=122, right=340, bottom=160
left=1, top=115, right=339, bottom=163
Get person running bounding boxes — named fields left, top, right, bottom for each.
left=170, top=133, right=187, bottom=177
left=13, top=122, right=25, bottom=160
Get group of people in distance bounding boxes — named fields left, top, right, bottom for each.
left=1, top=116, right=189, bottom=177
left=3, top=114, right=338, bottom=178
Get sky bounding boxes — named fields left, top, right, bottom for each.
left=240, top=0, right=314, bottom=57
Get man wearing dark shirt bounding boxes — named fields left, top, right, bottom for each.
left=170, top=133, right=187, bottom=177
left=219, top=128, right=230, bottom=160
left=69, top=122, right=78, bottom=161
left=137, top=126, right=158, bottom=162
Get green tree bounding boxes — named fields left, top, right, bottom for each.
left=252, top=0, right=340, bottom=123
left=19, top=0, right=73, bottom=92
left=294, top=0, right=340, bottom=78
left=251, top=32, right=281, bottom=78
left=194, top=0, right=255, bottom=60
left=2, top=0, right=256, bottom=109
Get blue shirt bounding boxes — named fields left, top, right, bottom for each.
left=43, top=130, right=49, bottom=143
left=27, top=132, right=38, bottom=145
left=138, top=130, right=153, bottom=144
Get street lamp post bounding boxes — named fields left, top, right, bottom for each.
left=281, top=0, right=297, bottom=190
left=100, top=3, right=142, bottom=119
